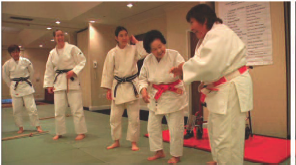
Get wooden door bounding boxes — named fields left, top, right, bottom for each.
left=44, top=89, right=54, bottom=103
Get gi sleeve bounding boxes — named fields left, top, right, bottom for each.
left=183, top=31, right=232, bottom=84
left=101, top=50, right=114, bottom=89
left=71, top=46, right=86, bottom=76
left=27, top=60, right=34, bottom=79
left=176, top=52, right=185, bottom=66
left=139, top=58, right=149, bottom=93
left=2, top=62, right=11, bottom=87
left=135, top=41, right=148, bottom=60
left=43, top=53, right=55, bottom=88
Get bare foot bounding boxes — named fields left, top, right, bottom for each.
left=17, top=127, right=24, bottom=134
left=168, top=156, right=180, bottom=164
left=36, top=126, right=43, bottom=133
left=131, top=142, right=139, bottom=151
left=75, top=134, right=85, bottom=141
left=107, top=140, right=120, bottom=149
left=147, top=150, right=165, bottom=161
left=207, top=161, right=217, bottom=165
left=53, top=135, right=62, bottom=140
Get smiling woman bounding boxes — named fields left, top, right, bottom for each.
left=101, top=26, right=149, bottom=151
left=170, top=4, right=254, bottom=165
left=44, top=28, right=88, bottom=141
left=186, top=4, right=222, bottom=40
left=53, top=29, right=65, bottom=49
left=143, top=30, right=167, bottom=62
left=139, top=29, right=188, bottom=164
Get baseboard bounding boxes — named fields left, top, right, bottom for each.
left=35, top=98, right=45, bottom=102
left=84, top=105, right=149, bottom=111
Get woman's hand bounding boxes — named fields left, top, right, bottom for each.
left=106, top=89, right=112, bottom=100
left=130, top=35, right=139, bottom=44
left=169, top=62, right=184, bottom=77
left=47, top=87, right=54, bottom=94
left=141, top=88, right=150, bottom=103
left=67, top=70, right=76, bottom=79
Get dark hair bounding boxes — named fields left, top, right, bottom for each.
left=143, top=30, right=166, bottom=53
left=8, top=44, right=20, bottom=54
left=115, top=26, right=128, bottom=37
left=186, top=4, right=223, bottom=30
left=53, top=29, right=63, bottom=37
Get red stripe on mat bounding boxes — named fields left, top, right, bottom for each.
left=144, top=128, right=290, bottom=164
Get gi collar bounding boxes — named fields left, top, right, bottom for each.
left=116, top=43, right=130, bottom=50
left=55, top=42, right=68, bottom=50
left=11, top=56, right=22, bottom=63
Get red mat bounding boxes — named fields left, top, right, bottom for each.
left=145, top=128, right=290, bottom=164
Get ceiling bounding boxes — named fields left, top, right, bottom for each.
left=2, top=2, right=173, bottom=49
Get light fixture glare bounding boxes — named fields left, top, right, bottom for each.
left=127, top=3, right=133, bottom=8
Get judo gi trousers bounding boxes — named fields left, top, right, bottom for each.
left=208, top=82, right=247, bottom=165
left=148, top=110, right=184, bottom=157
left=54, top=90, right=87, bottom=135
left=12, top=94, right=40, bottom=127
left=110, top=99, right=140, bottom=142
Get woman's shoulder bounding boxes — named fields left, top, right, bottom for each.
left=166, top=49, right=181, bottom=59
left=107, top=47, right=117, bottom=55
left=19, top=57, right=32, bottom=65
left=166, top=49, right=180, bottom=54
left=209, top=24, right=235, bottom=37
left=143, top=53, right=153, bottom=61
left=3, top=59, right=12, bottom=67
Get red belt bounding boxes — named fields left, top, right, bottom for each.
left=200, top=65, right=249, bottom=106
left=152, top=79, right=183, bottom=101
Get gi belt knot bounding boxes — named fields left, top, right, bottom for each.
left=11, top=76, right=32, bottom=90
left=114, top=73, right=139, bottom=98
left=54, top=69, right=74, bottom=84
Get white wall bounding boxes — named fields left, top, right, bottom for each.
left=120, top=11, right=167, bottom=39
left=89, top=24, right=117, bottom=109
left=77, top=29, right=91, bottom=108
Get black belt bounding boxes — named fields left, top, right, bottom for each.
left=54, top=69, right=74, bottom=84
left=11, top=77, right=32, bottom=90
left=114, top=74, right=139, bottom=98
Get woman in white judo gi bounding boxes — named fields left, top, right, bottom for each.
left=170, top=4, right=253, bottom=165
left=44, top=29, right=87, bottom=141
left=2, top=45, right=43, bottom=134
left=101, top=26, right=148, bottom=151
left=139, top=30, right=188, bottom=164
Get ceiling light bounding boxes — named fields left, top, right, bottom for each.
left=47, top=27, right=52, bottom=30
left=18, top=45, right=22, bottom=48
left=39, top=44, right=43, bottom=47
left=51, top=39, right=54, bottom=42
left=127, top=3, right=133, bottom=8
left=65, top=32, right=68, bottom=35
left=55, top=21, right=60, bottom=24
left=89, top=20, right=95, bottom=23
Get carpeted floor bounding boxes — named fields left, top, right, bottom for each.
left=1, top=104, right=291, bottom=164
